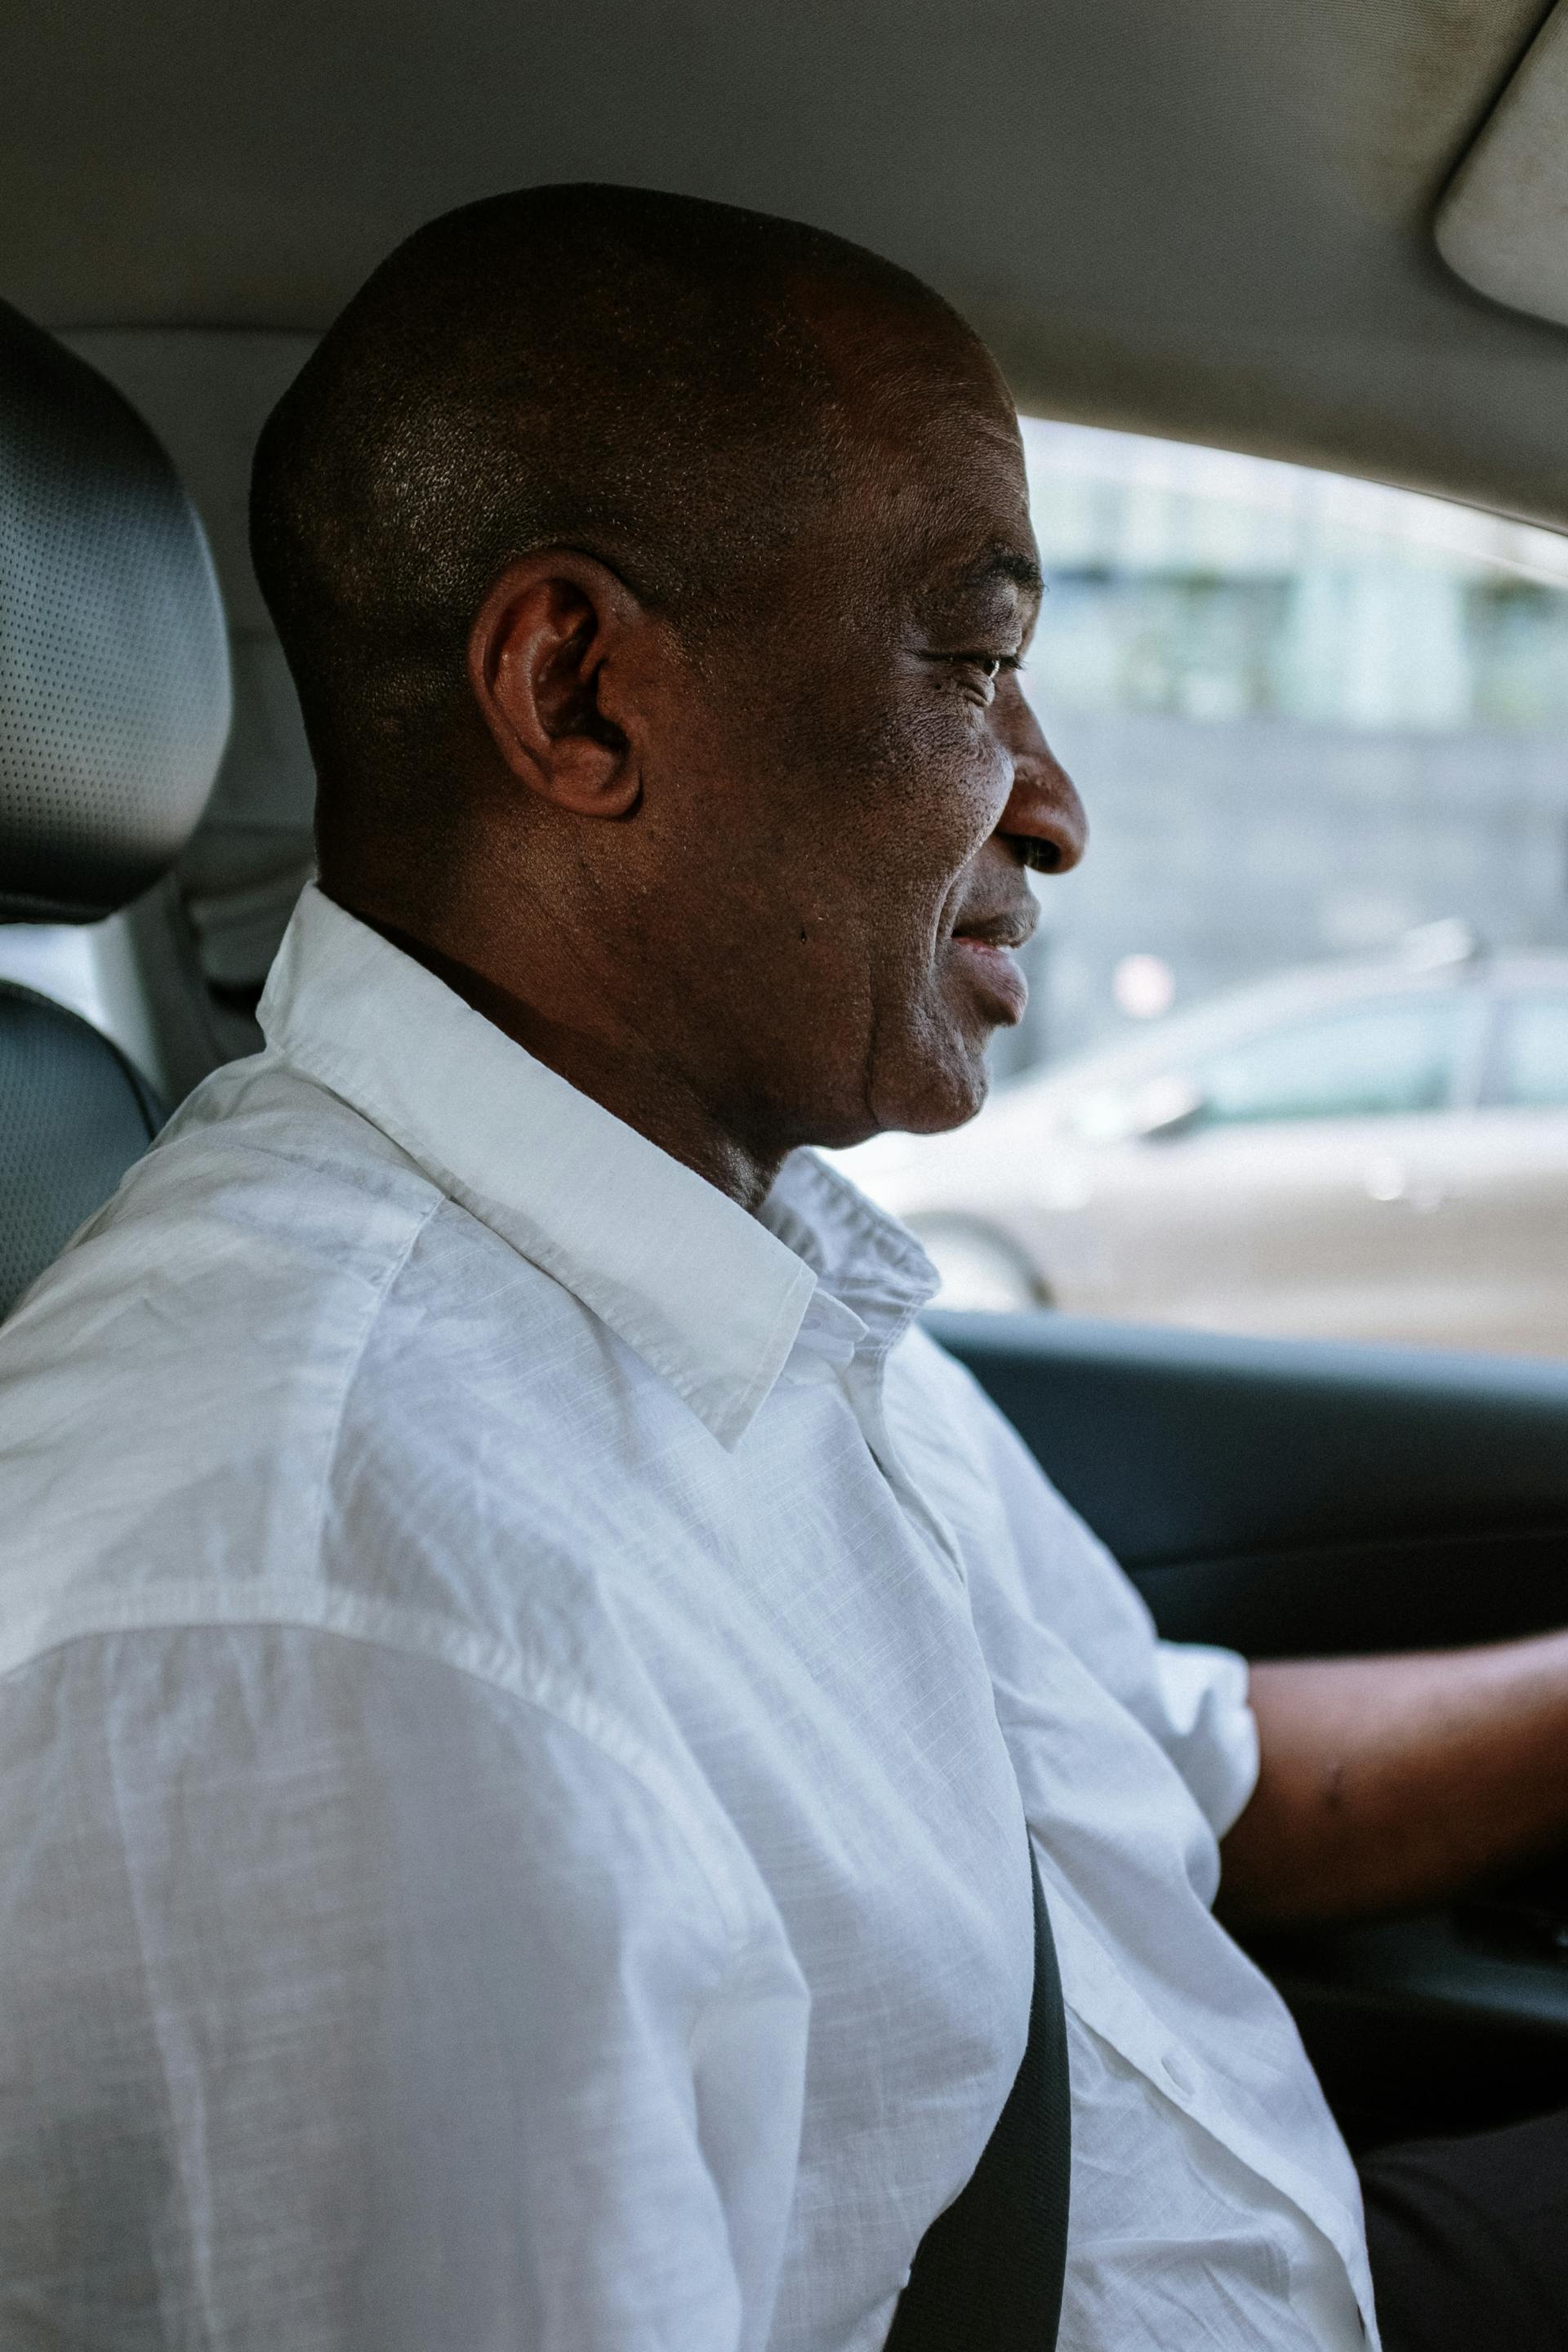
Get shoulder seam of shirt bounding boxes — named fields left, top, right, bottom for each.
left=307, top=1185, right=444, bottom=1575
left=0, top=1592, right=753, bottom=1954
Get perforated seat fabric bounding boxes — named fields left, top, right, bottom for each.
left=0, top=301, right=228, bottom=1315
left=0, top=298, right=230, bottom=923
left=0, top=982, right=162, bottom=1320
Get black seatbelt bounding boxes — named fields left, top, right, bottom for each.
left=884, top=1847, right=1071, bottom=2352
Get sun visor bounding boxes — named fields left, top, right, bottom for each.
left=1437, top=4, right=1568, bottom=330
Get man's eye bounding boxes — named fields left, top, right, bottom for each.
left=952, top=653, right=1020, bottom=679
left=946, top=652, right=1021, bottom=695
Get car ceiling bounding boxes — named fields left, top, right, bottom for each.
left=4, top=0, right=1568, bottom=527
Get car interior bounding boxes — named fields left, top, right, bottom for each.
left=4, top=0, right=1568, bottom=2268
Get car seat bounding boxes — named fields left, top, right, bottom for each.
left=0, top=297, right=230, bottom=1319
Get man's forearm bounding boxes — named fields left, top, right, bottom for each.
left=1218, top=1628, right=1568, bottom=1929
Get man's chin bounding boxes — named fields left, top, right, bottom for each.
left=804, top=1009, right=996, bottom=1152
left=866, top=1040, right=992, bottom=1141
left=898, top=1081, right=991, bottom=1138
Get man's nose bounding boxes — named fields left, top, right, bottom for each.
left=994, top=676, right=1087, bottom=875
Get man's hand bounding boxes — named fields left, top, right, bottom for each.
left=1218, top=1629, right=1568, bottom=1929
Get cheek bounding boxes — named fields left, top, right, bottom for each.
left=721, top=658, right=1009, bottom=958
left=877, top=705, right=1013, bottom=913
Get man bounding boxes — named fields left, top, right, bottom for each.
left=1, top=184, right=1566, bottom=2351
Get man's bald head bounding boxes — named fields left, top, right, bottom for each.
left=250, top=182, right=1082, bottom=1197
left=251, top=183, right=969, bottom=852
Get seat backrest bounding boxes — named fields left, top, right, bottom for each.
left=0, top=983, right=163, bottom=1317
left=0, top=298, right=230, bottom=1318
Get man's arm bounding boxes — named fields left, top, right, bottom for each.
left=1218, top=1628, right=1568, bottom=1927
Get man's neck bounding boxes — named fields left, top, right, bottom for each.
left=336, top=895, right=786, bottom=1215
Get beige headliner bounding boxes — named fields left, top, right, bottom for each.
left=5, top=0, right=1568, bottom=527
left=1438, top=2, right=1568, bottom=331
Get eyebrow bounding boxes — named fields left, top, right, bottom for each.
left=947, top=544, right=1045, bottom=603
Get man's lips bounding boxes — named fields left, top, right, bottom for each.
left=947, top=905, right=1035, bottom=1022
left=950, top=910, right=1036, bottom=952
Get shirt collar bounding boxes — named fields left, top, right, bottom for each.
left=762, top=1148, right=939, bottom=1362
left=259, top=886, right=935, bottom=1448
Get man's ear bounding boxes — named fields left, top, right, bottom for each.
left=466, top=553, right=644, bottom=818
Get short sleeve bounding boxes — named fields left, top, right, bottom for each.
left=893, top=1330, right=1261, bottom=1842
left=1147, top=1638, right=1259, bottom=1840
left=0, top=1624, right=808, bottom=2352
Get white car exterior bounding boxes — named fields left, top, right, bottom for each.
left=837, top=951, right=1568, bottom=1356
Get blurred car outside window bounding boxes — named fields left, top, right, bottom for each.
left=1491, top=994, right=1568, bottom=1110
left=1189, top=996, right=1465, bottom=1126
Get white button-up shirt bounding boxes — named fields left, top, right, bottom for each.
left=0, top=884, right=1376, bottom=2351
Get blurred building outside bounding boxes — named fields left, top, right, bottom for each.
left=999, top=419, right=1568, bottom=1085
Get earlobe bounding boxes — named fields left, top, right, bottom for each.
left=466, top=556, right=643, bottom=819
left=543, top=730, right=641, bottom=819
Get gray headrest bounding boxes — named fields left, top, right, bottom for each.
left=0, top=300, right=231, bottom=923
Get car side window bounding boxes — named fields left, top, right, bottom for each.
left=1490, top=995, right=1568, bottom=1110
left=1189, top=997, right=1463, bottom=1128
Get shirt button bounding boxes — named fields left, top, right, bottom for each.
left=1160, top=2050, right=1196, bottom=2098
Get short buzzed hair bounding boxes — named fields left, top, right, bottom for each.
left=250, top=184, right=954, bottom=861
